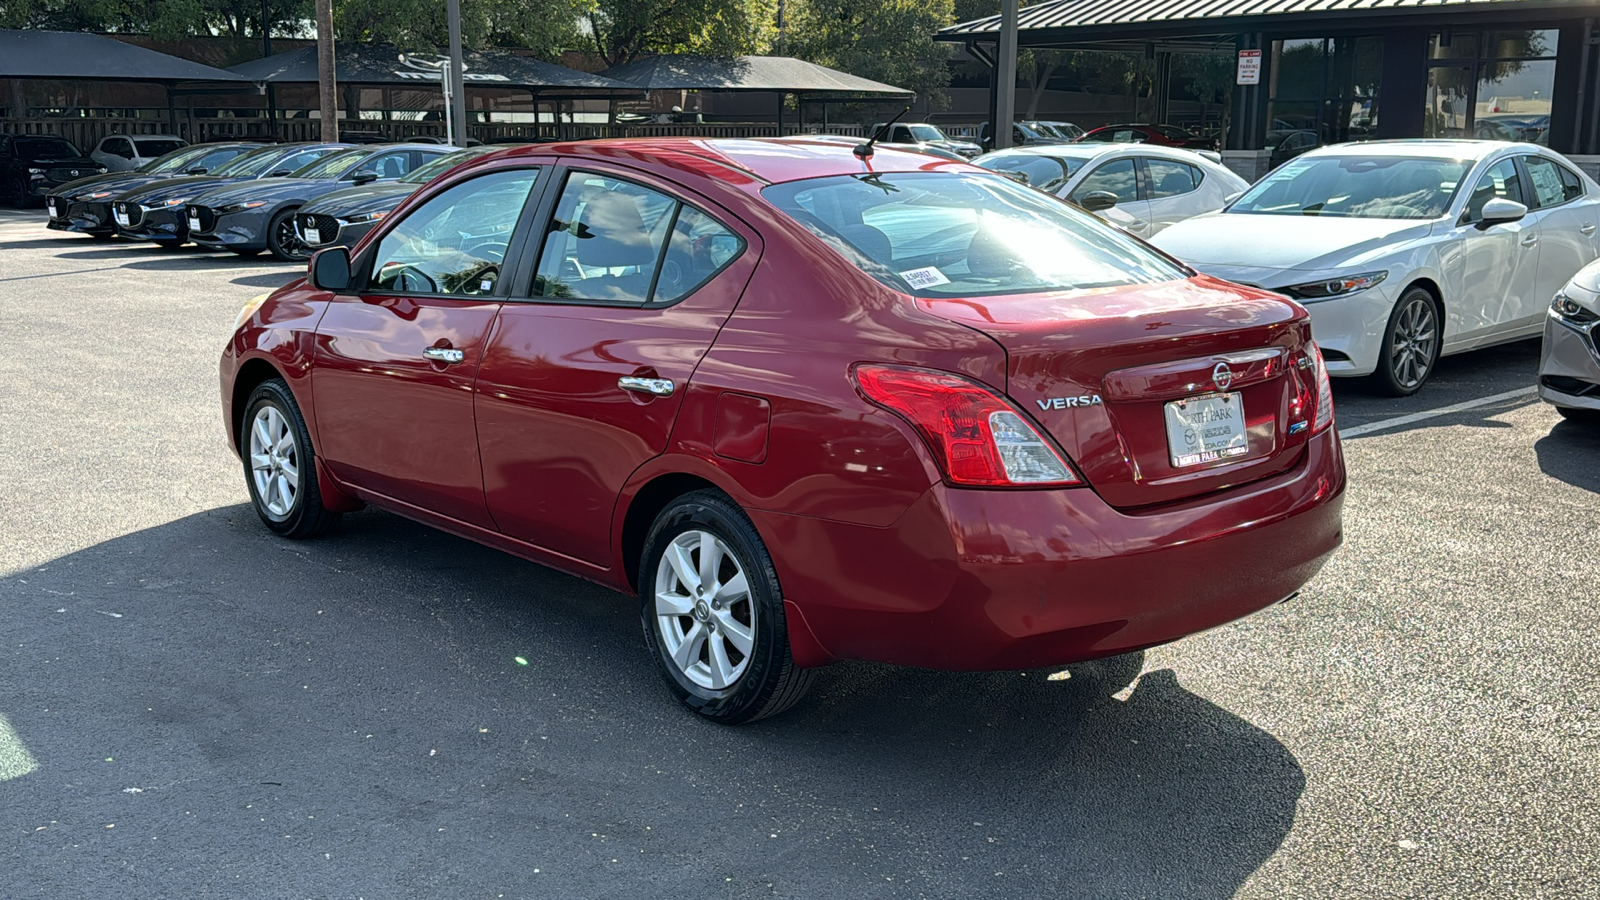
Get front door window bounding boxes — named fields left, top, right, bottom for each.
left=369, top=168, right=540, bottom=296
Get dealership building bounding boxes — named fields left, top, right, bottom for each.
left=941, top=0, right=1600, bottom=179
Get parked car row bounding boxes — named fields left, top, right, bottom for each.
left=43, top=140, right=461, bottom=260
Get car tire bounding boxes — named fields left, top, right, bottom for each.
left=1370, top=286, right=1441, bottom=397
left=640, top=490, right=816, bottom=724
left=241, top=378, right=340, bottom=539
left=1557, top=406, right=1600, bottom=425
left=266, top=207, right=309, bottom=262
left=8, top=176, right=31, bottom=208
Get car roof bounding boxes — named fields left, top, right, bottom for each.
left=981, top=142, right=1211, bottom=164
left=476, top=137, right=967, bottom=186
left=1298, top=138, right=1544, bottom=160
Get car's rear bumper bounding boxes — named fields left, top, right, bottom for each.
left=1538, top=314, right=1600, bottom=410
left=758, top=428, right=1345, bottom=670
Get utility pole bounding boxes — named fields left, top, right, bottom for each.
left=316, top=0, right=338, bottom=142
left=261, top=0, right=271, bottom=58
left=447, top=0, right=468, bottom=146
left=776, top=0, right=786, bottom=56
left=995, top=0, right=1018, bottom=150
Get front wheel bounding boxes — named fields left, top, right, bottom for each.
left=241, top=379, right=340, bottom=539
left=640, top=490, right=815, bottom=724
left=1370, top=286, right=1441, bottom=397
left=267, top=207, right=309, bottom=262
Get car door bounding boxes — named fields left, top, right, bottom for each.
left=310, top=164, right=546, bottom=526
left=1065, top=156, right=1152, bottom=237
left=1521, top=154, right=1600, bottom=328
left=1443, top=156, right=1539, bottom=347
left=1138, top=157, right=1208, bottom=235
left=473, top=163, right=761, bottom=566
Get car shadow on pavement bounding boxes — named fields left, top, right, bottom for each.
left=2, top=505, right=1302, bottom=899
left=1534, top=419, right=1600, bottom=492
left=230, top=272, right=305, bottom=289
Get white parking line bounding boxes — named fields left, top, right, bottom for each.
left=1338, top=386, right=1539, bottom=438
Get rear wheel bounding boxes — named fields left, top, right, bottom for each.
left=1370, top=286, right=1441, bottom=397
left=267, top=207, right=309, bottom=262
left=7, top=176, right=31, bottom=208
left=241, top=379, right=340, bottom=539
left=640, top=490, right=815, bottom=724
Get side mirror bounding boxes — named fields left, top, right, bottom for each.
left=1478, top=197, right=1528, bottom=228
left=308, top=247, right=352, bottom=292
left=1078, top=190, right=1119, bottom=212
left=351, top=172, right=378, bottom=185
left=186, top=166, right=208, bottom=175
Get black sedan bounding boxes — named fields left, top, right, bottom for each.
left=295, top=144, right=500, bottom=250
left=113, top=143, right=347, bottom=248
left=185, top=144, right=453, bottom=260
left=47, top=142, right=262, bottom=239
left=1, top=134, right=103, bottom=207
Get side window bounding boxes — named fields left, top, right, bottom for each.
left=352, top=152, right=413, bottom=181
left=891, top=126, right=911, bottom=143
left=275, top=149, right=326, bottom=173
left=654, top=205, right=745, bottom=303
left=1072, top=158, right=1139, bottom=205
left=109, top=138, right=134, bottom=158
left=1144, top=159, right=1200, bottom=199
left=1464, top=159, right=1525, bottom=222
left=1557, top=163, right=1586, bottom=202
left=192, top=147, right=241, bottom=172
left=369, top=168, right=539, bottom=296
left=1113, top=129, right=1139, bottom=143
left=533, top=173, right=679, bottom=304
left=1523, top=157, right=1567, bottom=208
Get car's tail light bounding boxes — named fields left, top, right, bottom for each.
left=1310, top=342, right=1334, bottom=433
left=852, top=365, right=1080, bottom=487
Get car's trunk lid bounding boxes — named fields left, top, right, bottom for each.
left=918, top=275, right=1322, bottom=509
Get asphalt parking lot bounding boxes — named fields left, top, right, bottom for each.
left=2, top=206, right=1597, bottom=899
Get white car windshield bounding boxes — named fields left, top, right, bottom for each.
left=762, top=171, right=1185, bottom=297
left=1231, top=155, right=1471, bottom=219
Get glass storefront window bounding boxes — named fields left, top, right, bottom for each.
left=1424, top=29, right=1556, bottom=144
left=1267, top=36, right=1382, bottom=162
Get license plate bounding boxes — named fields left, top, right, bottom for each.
left=304, top=226, right=321, bottom=245
left=188, top=214, right=201, bottom=232
left=47, top=200, right=60, bottom=217
left=113, top=209, right=129, bottom=226
left=1164, top=392, right=1248, bottom=467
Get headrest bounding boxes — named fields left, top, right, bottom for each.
left=575, top=191, right=655, bottom=268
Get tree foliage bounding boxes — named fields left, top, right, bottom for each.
left=0, top=0, right=312, bottom=40
left=582, top=0, right=777, bottom=68
left=337, top=0, right=587, bottom=59
left=787, top=0, right=956, bottom=106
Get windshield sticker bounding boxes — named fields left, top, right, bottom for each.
left=899, top=266, right=951, bottom=289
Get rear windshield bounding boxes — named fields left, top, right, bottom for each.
left=974, top=153, right=1083, bottom=193
left=761, top=171, right=1186, bottom=297
left=17, top=137, right=81, bottom=160
left=293, top=148, right=365, bottom=179
left=401, top=144, right=500, bottom=183
left=135, top=139, right=186, bottom=157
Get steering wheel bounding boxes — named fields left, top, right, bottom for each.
left=378, top=262, right=439, bottom=294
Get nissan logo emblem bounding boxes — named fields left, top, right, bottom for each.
left=1213, top=362, right=1234, bottom=390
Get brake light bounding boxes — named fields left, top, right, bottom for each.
left=852, top=365, right=1080, bottom=487
left=1310, top=342, right=1334, bottom=433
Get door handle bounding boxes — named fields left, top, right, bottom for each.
left=422, top=347, right=464, bottom=364
left=618, top=375, right=674, bottom=397
left=1521, top=235, right=1539, bottom=247
left=1583, top=224, right=1597, bottom=235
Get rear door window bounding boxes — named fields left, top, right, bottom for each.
left=1144, top=159, right=1201, bottom=199
left=532, top=172, right=740, bottom=305
left=1523, top=156, right=1584, bottom=207
left=368, top=168, right=541, bottom=296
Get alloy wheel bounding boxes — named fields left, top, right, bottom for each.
left=653, top=529, right=756, bottom=690
left=1388, top=294, right=1438, bottom=391
left=249, top=405, right=300, bottom=519
left=274, top=216, right=308, bottom=260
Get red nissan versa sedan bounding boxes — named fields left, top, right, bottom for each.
left=220, top=138, right=1346, bottom=723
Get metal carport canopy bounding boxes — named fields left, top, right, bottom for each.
left=937, top=0, right=1595, bottom=43
left=0, top=29, right=248, bottom=82
left=597, top=55, right=913, bottom=99
left=229, top=44, right=644, bottom=99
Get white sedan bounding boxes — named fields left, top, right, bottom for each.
left=1154, top=140, right=1600, bottom=395
left=973, top=143, right=1249, bottom=239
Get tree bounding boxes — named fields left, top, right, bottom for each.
left=787, top=0, right=956, bottom=108
left=581, top=0, right=778, bottom=68
left=0, top=0, right=314, bottom=42
left=336, top=0, right=586, bottom=58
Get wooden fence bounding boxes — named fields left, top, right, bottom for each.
left=1, top=116, right=867, bottom=148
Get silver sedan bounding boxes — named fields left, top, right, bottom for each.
left=1541, top=257, right=1600, bottom=423
left=973, top=143, right=1249, bottom=239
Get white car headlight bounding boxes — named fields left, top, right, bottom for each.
left=1282, top=271, right=1388, bottom=301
